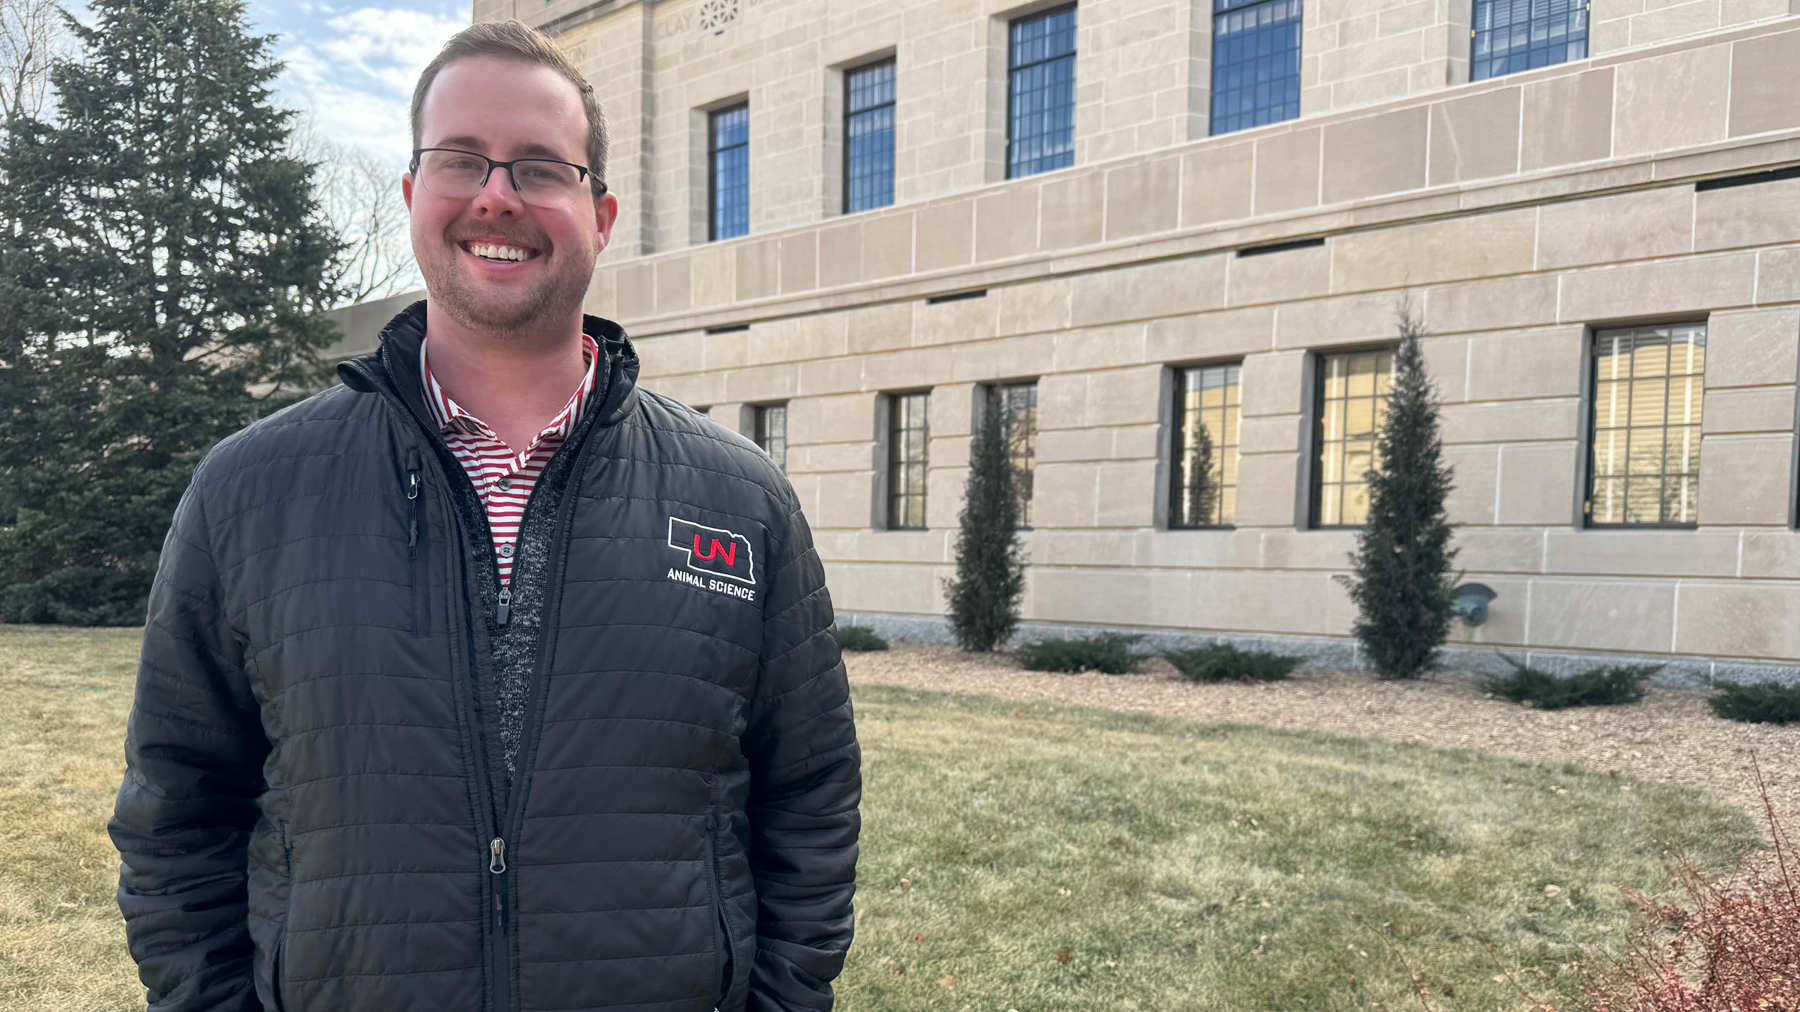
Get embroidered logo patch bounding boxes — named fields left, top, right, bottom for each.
left=667, top=517, right=756, bottom=588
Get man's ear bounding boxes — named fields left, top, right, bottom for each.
left=402, top=172, right=415, bottom=212
left=594, top=190, right=619, bottom=253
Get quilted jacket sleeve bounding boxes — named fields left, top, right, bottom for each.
left=109, top=467, right=271, bottom=1012
left=742, top=500, right=862, bottom=1012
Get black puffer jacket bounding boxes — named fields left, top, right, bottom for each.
left=109, top=304, right=861, bottom=1012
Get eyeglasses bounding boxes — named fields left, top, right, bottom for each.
left=410, top=148, right=606, bottom=209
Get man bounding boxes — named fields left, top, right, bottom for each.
left=109, top=20, right=860, bottom=1012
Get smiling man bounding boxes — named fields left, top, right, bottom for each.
left=110, top=20, right=860, bottom=1012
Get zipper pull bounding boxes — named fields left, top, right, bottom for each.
left=496, top=587, right=511, bottom=626
left=489, top=837, right=507, bottom=874
left=407, top=471, right=420, bottom=500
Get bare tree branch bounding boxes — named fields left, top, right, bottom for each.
left=288, top=114, right=418, bottom=307
left=0, top=0, right=68, bottom=123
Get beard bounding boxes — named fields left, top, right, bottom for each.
left=421, top=221, right=598, bottom=339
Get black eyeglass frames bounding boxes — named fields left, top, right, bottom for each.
left=410, top=147, right=606, bottom=209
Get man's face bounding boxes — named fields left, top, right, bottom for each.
left=405, top=55, right=617, bottom=338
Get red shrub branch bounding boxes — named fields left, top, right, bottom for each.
left=1585, top=757, right=1800, bottom=1012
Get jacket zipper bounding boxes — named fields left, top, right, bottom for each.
left=486, top=386, right=608, bottom=1010
left=345, top=347, right=616, bottom=1012
left=405, top=448, right=426, bottom=636
left=346, top=359, right=513, bottom=1012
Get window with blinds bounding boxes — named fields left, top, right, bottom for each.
left=1472, top=0, right=1589, bottom=81
left=753, top=403, right=788, bottom=473
left=1587, top=324, right=1705, bottom=526
left=887, top=393, right=929, bottom=529
left=1313, top=349, right=1395, bottom=527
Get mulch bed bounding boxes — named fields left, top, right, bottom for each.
left=845, top=643, right=1800, bottom=835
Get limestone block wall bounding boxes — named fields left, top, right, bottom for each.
left=1302, top=0, right=1470, bottom=115
left=363, top=8, right=1800, bottom=671
left=1590, top=0, right=1800, bottom=52
left=480, top=0, right=1800, bottom=262
left=577, top=20, right=1800, bottom=673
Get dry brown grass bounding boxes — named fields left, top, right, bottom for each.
left=0, top=626, right=141, bottom=1011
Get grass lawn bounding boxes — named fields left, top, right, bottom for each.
left=0, top=627, right=1760, bottom=1011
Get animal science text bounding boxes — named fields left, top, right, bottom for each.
left=667, top=567, right=757, bottom=601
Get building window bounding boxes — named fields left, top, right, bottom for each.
left=1313, top=349, right=1395, bottom=527
left=1210, top=0, right=1303, bottom=136
left=709, top=103, right=749, bottom=241
left=888, top=392, right=930, bottom=529
left=1472, top=0, right=1589, bottom=82
left=754, top=403, right=788, bottom=473
left=1171, top=364, right=1241, bottom=528
left=988, top=382, right=1038, bottom=528
left=1007, top=4, right=1077, bottom=179
left=844, top=59, right=896, bottom=214
left=1587, top=324, right=1705, bottom=526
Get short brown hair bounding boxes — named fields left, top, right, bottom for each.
left=410, top=20, right=608, bottom=194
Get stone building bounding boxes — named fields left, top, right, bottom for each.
left=341, top=0, right=1800, bottom=680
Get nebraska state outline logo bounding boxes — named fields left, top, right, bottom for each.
left=666, top=517, right=757, bottom=599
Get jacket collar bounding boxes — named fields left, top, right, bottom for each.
left=337, top=300, right=641, bottom=429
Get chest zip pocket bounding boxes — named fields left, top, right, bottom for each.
left=406, top=448, right=427, bottom=636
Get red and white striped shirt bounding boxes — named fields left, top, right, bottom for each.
left=420, top=335, right=600, bottom=586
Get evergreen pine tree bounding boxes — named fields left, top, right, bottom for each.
left=0, top=0, right=340, bottom=624
left=1340, top=307, right=1458, bottom=679
left=946, top=391, right=1027, bottom=651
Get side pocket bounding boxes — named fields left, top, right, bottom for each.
left=705, top=813, right=733, bottom=1007
left=405, top=447, right=427, bottom=637
left=276, top=828, right=296, bottom=1012
left=270, top=931, right=289, bottom=1012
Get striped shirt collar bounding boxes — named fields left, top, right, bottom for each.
left=419, top=332, right=601, bottom=462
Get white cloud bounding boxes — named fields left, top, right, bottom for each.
left=274, top=6, right=466, bottom=166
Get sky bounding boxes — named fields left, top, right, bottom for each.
left=245, top=1, right=471, bottom=167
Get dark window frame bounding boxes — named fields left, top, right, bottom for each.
left=843, top=58, right=897, bottom=214
left=708, top=102, right=750, bottom=241
left=886, top=390, right=931, bottom=530
left=1006, top=3, right=1079, bottom=180
left=1308, top=345, right=1398, bottom=530
left=1209, top=0, right=1304, bottom=136
left=982, top=380, right=1040, bottom=529
left=1471, top=0, right=1590, bottom=83
left=1169, top=361, right=1243, bottom=530
left=1580, top=321, right=1707, bottom=530
left=753, top=402, right=788, bottom=473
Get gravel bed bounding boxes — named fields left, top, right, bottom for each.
left=846, top=643, right=1800, bottom=835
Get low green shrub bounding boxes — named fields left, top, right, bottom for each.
left=0, top=567, right=151, bottom=627
left=1709, top=680, right=1800, bottom=724
left=1163, top=643, right=1301, bottom=683
left=1014, top=633, right=1142, bottom=674
left=833, top=625, right=889, bottom=652
left=1479, top=654, right=1660, bottom=710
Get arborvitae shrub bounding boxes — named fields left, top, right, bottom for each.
left=1015, top=633, right=1142, bottom=675
left=945, top=392, right=1026, bottom=651
left=832, top=625, right=889, bottom=652
left=1709, top=681, right=1800, bottom=724
left=1164, top=643, right=1301, bottom=683
left=1479, top=654, right=1659, bottom=710
left=1339, top=308, right=1458, bottom=680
